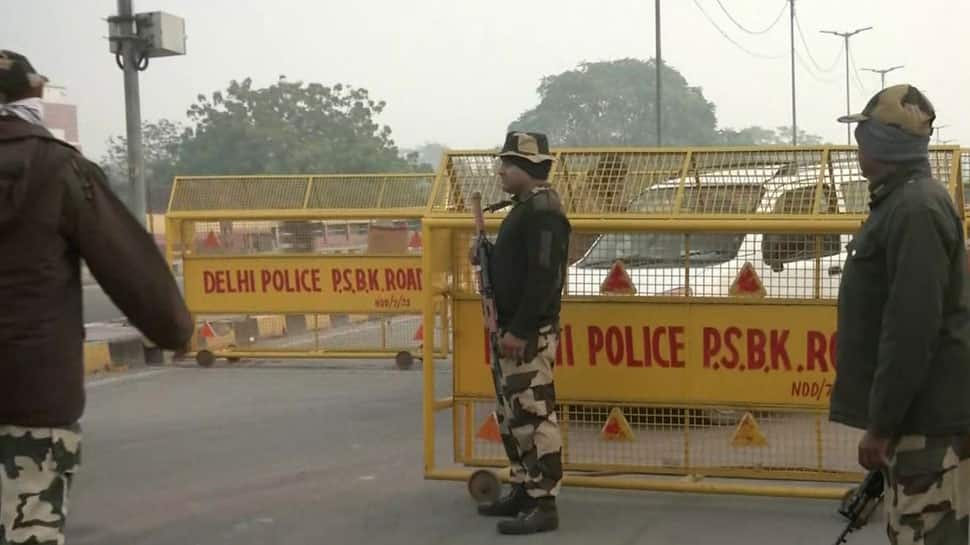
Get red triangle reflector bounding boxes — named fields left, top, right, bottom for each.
left=730, top=262, right=766, bottom=297
left=204, top=231, right=220, bottom=249
left=599, top=260, right=636, bottom=295
left=408, top=232, right=423, bottom=249
left=476, top=412, right=502, bottom=443
left=199, top=322, right=217, bottom=338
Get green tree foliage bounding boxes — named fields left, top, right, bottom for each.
left=510, top=59, right=824, bottom=147
left=718, top=125, right=826, bottom=145
left=101, top=119, right=184, bottom=212
left=509, top=59, right=718, bottom=146
left=176, top=77, right=427, bottom=174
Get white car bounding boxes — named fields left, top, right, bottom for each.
left=567, top=160, right=868, bottom=299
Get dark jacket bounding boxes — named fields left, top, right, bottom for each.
left=830, top=162, right=970, bottom=436
left=489, top=186, right=571, bottom=339
left=0, top=116, right=193, bottom=428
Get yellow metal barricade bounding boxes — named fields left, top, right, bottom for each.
left=165, top=173, right=446, bottom=366
left=421, top=146, right=964, bottom=499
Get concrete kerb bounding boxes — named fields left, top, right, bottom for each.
left=83, top=323, right=148, bottom=376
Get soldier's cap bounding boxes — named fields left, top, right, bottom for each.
left=498, top=132, right=555, bottom=164
left=0, top=50, right=48, bottom=97
left=837, top=84, right=935, bottom=137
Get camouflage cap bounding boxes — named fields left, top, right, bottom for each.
left=0, top=50, right=48, bottom=100
left=498, top=132, right=555, bottom=164
left=838, top=84, right=935, bottom=137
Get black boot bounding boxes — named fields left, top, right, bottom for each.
left=496, top=497, right=559, bottom=535
left=477, top=485, right=534, bottom=517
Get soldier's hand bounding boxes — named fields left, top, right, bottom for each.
left=858, top=430, right=892, bottom=470
left=500, top=332, right=527, bottom=360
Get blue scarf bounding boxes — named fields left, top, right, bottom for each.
left=854, top=119, right=930, bottom=163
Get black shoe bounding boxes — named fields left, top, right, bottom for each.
left=477, top=486, right=534, bottom=517
left=496, top=497, right=559, bottom=535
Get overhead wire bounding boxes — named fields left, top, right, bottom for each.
left=691, top=0, right=784, bottom=60
left=848, top=47, right=870, bottom=95
left=794, top=14, right=843, bottom=73
left=794, top=50, right=842, bottom=84
left=714, top=0, right=789, bottom=35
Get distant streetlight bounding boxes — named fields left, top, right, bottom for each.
left=861, top=65, right=904, bottom=89
left=821, top=26, right=873, bottom=145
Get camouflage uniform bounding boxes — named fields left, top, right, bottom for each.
left=0, top=426, right=81, bottom=545
left=495, top=325, right=563, bottom=498
left=885, top=434, right=970, bottom=545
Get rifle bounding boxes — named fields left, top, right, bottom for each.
left=834, top=470, right=885, bottom=544
left=470, top=192, right=504, bottom=403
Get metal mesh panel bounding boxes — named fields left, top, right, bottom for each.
left=449, top=227, right=850, bottom=300
left=169, top=174, right=433, bottom=212
left=169, top=177, right=309, bottom=211
left=462, top=400, right=862, bottom=481
left=193, top=313, right=442, bottom=354
left=185, top=219, right=422, bottom=256
left=431, top=148, right=959, bottom=217
left=558, top=152, right=685, bottom=214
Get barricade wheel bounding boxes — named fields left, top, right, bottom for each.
left=395, top=351, right=414, bottom=370
left=196, top=350, right=216, bottom=368
left=226, top=345, right=241, bottom=363
left=468, top=470, right=501, bottom=503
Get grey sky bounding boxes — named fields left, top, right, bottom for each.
left=4, top=0, right=967, bottom=162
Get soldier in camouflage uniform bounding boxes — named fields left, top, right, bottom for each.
left=830, top=85, right=970, bottom=544
left=472, top=132, right=571, bottom=535
left=0, top=51, right=192, bottom=544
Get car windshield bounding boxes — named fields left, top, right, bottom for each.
left=576, top=183, right=763, bottom=269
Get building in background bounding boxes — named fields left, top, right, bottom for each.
left=42, top=85, right=80, bottom=149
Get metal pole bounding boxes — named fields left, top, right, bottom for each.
left=655, top=0, right=662, bottom=146
left=118, top=0, right=146, bottom=227
left=844, top=35, right=850, bottom=145
left=789, top=0, right=797, bottom=145
left=821, top=27, right=872, bottom=146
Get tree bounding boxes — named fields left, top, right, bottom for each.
left=508, top=59, right=719, bottom=147
left=509, top=59, right=828, bottom=148
left=101, top=119, right=184, bottom=212
left=176, top=77, right=426, bottom=175
left=718, top=125, right=825, bottom=146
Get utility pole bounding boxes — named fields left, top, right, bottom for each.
left=789, top=0, right=796, bottom=145
left=655, top=0, right=662, bottom=146
left=108, top=4, right=185, bottom=229
left=862, top=65, right=904, bottom=89
left=115, top=0, right=146, bottom=226
left=934, top=124, right=949, bottom=145
left=821, top=26, right=872, bottom=145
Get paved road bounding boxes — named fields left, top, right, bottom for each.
left=83, top=278, right=184, bottom=324
left=70, top=362, right=885, bottom=545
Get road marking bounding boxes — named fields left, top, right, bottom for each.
left=87, top=369, right=169, bottom=388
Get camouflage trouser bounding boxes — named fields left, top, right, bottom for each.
left=0, top=425, right=81, bottom=545
left=885, top=434, right=970, bottom=545
left=495, top=325, right=563, bottom=498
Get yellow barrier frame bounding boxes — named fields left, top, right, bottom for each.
left=421, top=145, right=964, bottom=499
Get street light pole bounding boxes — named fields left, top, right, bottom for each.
left=655, top=0, right=662, bottom=146
left=934, top=124, right=949, bottom=145
left=862, top=65, right=904, bottom=89
left=821, top=26, right=872, bottom=145
left=789, top=0, right=797, bottom=145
